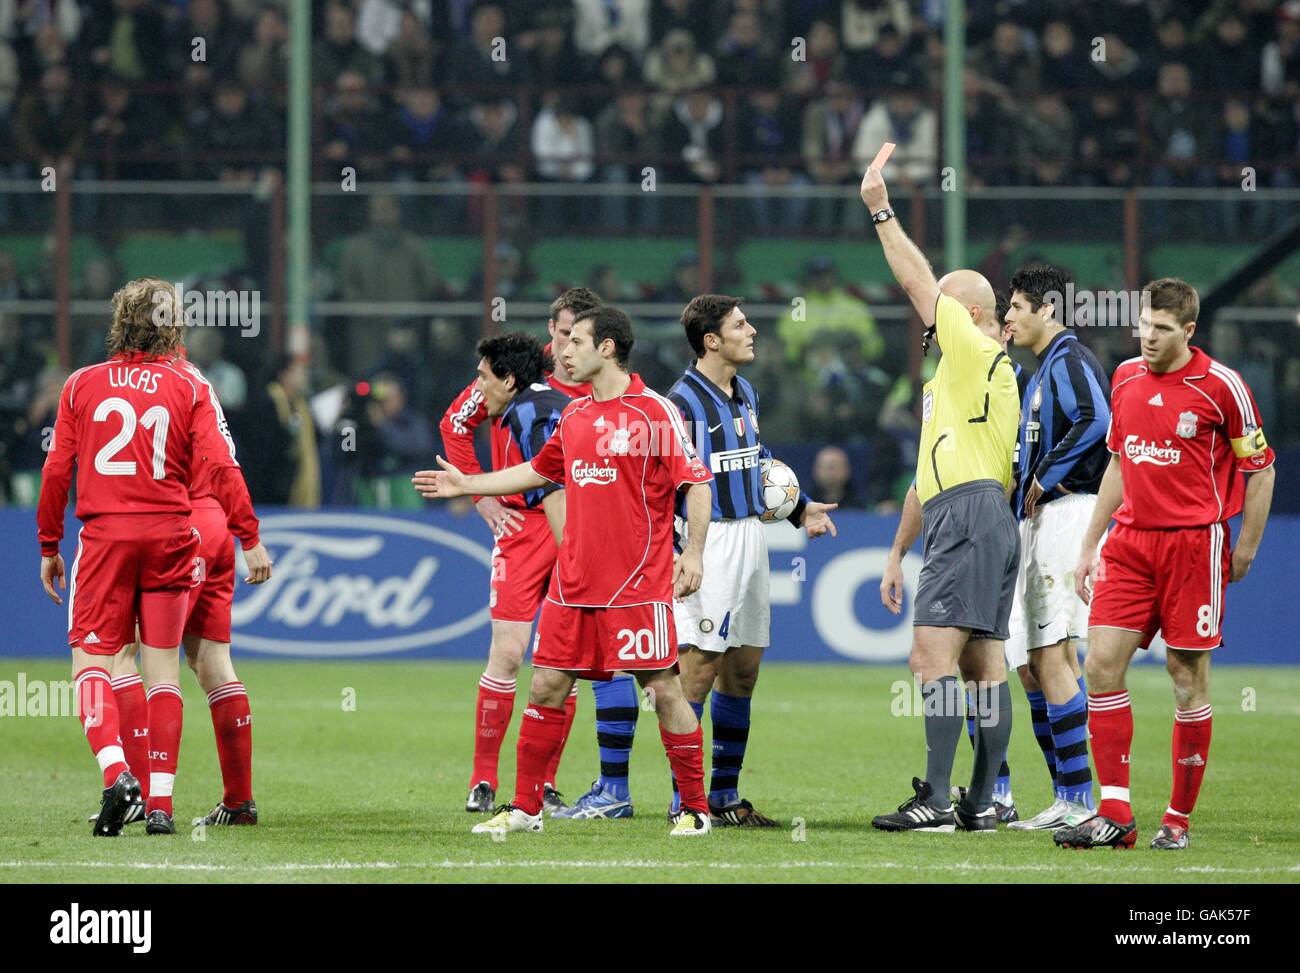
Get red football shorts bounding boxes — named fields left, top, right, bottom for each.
left=184, top=499, right=235, bottom=643
left=534, top=599, right=678, bottom=678
left=489, top=511, right=558, bottom=623
left=68, top=513, right=201, bottom=656
left=1090, top=521, right=1232, bottom=651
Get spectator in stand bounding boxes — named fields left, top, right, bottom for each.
left=654, top=252, right=700, bottom=305
left=1151, top=18, right=1202, bottom=87
left=1213, top=321, right=1277, bottom=434
left=338, top=194, right=442, bottom=370
left=662, top=88, right=725, bottom=186
left=531, top=95, right=595, bottom=227
left=13, top=65, right=83, bottom=172
left=390, top=86, right=469, bottom=183
left=237, top=4, right=289, bottom=102
left=167, top=0, right=242, bottom=87
left=368, top=323, right=433, bottom=417
left=386, top=6, right=440, bottom=87
left=644, top=28, right=715, bottom=109
left=811, top=446, right=863, bottom=510
left=1040, top=20, right=1092, bottom=89
left=572, top=0, right=650, bottom=59
left=84, top=0, right=166, bottom=82
left=445, top=1, right=527, bottom=92
left=87, top=78, right=157, bottom=179
left=467, top=97, right=525, bottom=183
left=186, top=326, right=248, bottom=414
left=355, top=0, right=404, bottom=57
left=1148, top=62, right=1218, bottom=230
left=839, top=0, right=912, bottom=72
left=1262, top=2, right=1300, bottom=98
left=651, top=0, right=710, bottom=48
left=714, top=7, right=779, bottom=86
left=322, top=70, right=393, bottom=179
left=1204, top=12, right=1263, bottom=92
left=366, top=372, right=436, bottom=479
left=803, top=75, right=867, bottom=232
left=783, top=18, right=845, bottom=96
left=588, top=264, right=626, bottom=303
left=1078, top=93, right=1140, bottom=186
left=466, top=241, right=539, bottom=301
left=240, top=354, right=320, bottom=507
left=980, top=21, right=1040, bottom=93
left=777, top=255, right=883, bottom=367
left=1013, top=93, right=1075, bottom=186
left=855, top=23, right=923, bottom=89
left=192, top=80, right=279, bottom=182
left=738, top=90, right=809, bottom=234
left=594, top=89, right=662, bottom=230
left=0, top=252, right=21, bottom=301
left=852, top=91, right=936, bottom=190
left=314, top=0, right=382, bottom=86
left=520, top=4, right=589, bottom=88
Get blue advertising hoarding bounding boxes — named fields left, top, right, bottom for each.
left=3, top=507, right=1296, bottom=664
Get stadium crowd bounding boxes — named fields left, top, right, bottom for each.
left=1, top=0, right=1298, bottom=508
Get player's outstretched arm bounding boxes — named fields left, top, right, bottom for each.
left=673, top=481, right=711, bottom=598
left=860, top=165, right=939, bottom=324
left=1231, top=465, right=1275, bottom=582
left=881, top=483, right=921, bottom=614
left=412, top=455, right=547, bottom=500
left=1075, top=455, right=1124, bottom=604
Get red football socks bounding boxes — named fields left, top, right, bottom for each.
left=75, top=667, right=127, bottom=788
left=111, top=673, right=150, bottom=799
left=1088, top=690, right=1133, bottom=822
left=1165, top=704, right=1212, bottom=830
left=471, top=673, right=516, bottom=790
left=544, top=686, right=578, bottom=786
left=512, top=703, right=568, bottom=815
left=145, top=683, right=184, bottom=817
left=207, top=681, right=253, bottom=807
left=661, top=724, right=707, bottom=814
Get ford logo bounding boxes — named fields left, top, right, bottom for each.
left=232, top=512, right=493, bottom=656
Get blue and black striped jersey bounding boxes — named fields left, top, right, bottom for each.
left=1015, top=331, right=1111, bottom=516
left=495, top=382, right=570, bottom=510
left=667, top=364, right=807, bottom=522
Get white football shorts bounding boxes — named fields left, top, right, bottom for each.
left=1005, top=491, right=1096, bottom=670
left=674, top=516, right=770, bottom=653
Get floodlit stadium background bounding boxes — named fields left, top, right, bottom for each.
left=1, top=0, right=1297, bottom=661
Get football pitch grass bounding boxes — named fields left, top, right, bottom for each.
left=2, top=660, right=1297, bottom=884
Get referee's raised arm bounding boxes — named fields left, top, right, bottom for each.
left=859, top=165, right=940, bottom=323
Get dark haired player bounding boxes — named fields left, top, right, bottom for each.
left=439, top=333, right=572, bottom=813
left=1002, top=263, right=1111, bottom=831
left=416, top=306, right=718, bottom=837
left=1057, top=278, right=1275, bottom=850
left=666, top=294, right=837, bottom=826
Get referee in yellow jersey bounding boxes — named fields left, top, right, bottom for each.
left=859, top=163, right=1021, bottom=834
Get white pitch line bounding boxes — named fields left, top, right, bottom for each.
left=1, top=860, right=1297, bottom=875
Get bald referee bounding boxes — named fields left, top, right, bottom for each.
left=859, top=163, right=1020, bottom=833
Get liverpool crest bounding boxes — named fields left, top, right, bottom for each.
left=1176, top=410, right=1198, bottom=438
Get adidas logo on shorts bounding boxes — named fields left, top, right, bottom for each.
left=84, top=632, right=101, bottom=645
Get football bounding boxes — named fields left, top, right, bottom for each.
left=760, top=457, right=800, bottom=522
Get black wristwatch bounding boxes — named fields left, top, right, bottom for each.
left=871, top=207, right=895, bottom=225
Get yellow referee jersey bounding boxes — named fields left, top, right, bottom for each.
left=915, top=294, right=1019, bottom=504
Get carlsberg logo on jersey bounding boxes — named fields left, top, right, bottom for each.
left=231, top=513, right=491, bottom=656
left=1125, top=435, right=1183, bottom=466
left=570, top=459, right=618, bottom=485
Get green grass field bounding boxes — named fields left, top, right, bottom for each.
left=2, top=660, right=1297, bottom=884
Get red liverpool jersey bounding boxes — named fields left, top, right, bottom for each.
left=37, top=351, right=260, bottom=555
left=1107, top=347, right=1275, bottom=529
left=528, top=373, right=713, bottom=607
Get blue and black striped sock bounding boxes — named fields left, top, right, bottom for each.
left=669, top=699, right=706, bottom=814
left=593, top=674, right=639, bottom=801
left=965, top=691, right=977, bottom=747
left=1026, top=689, right=1057, bottom=789
left=708, top=690, right=750, bottom=808
left=1048, top=690, right=1093, bottom=808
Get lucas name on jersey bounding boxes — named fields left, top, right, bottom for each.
left=108, top=366, right=163, bottom=395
